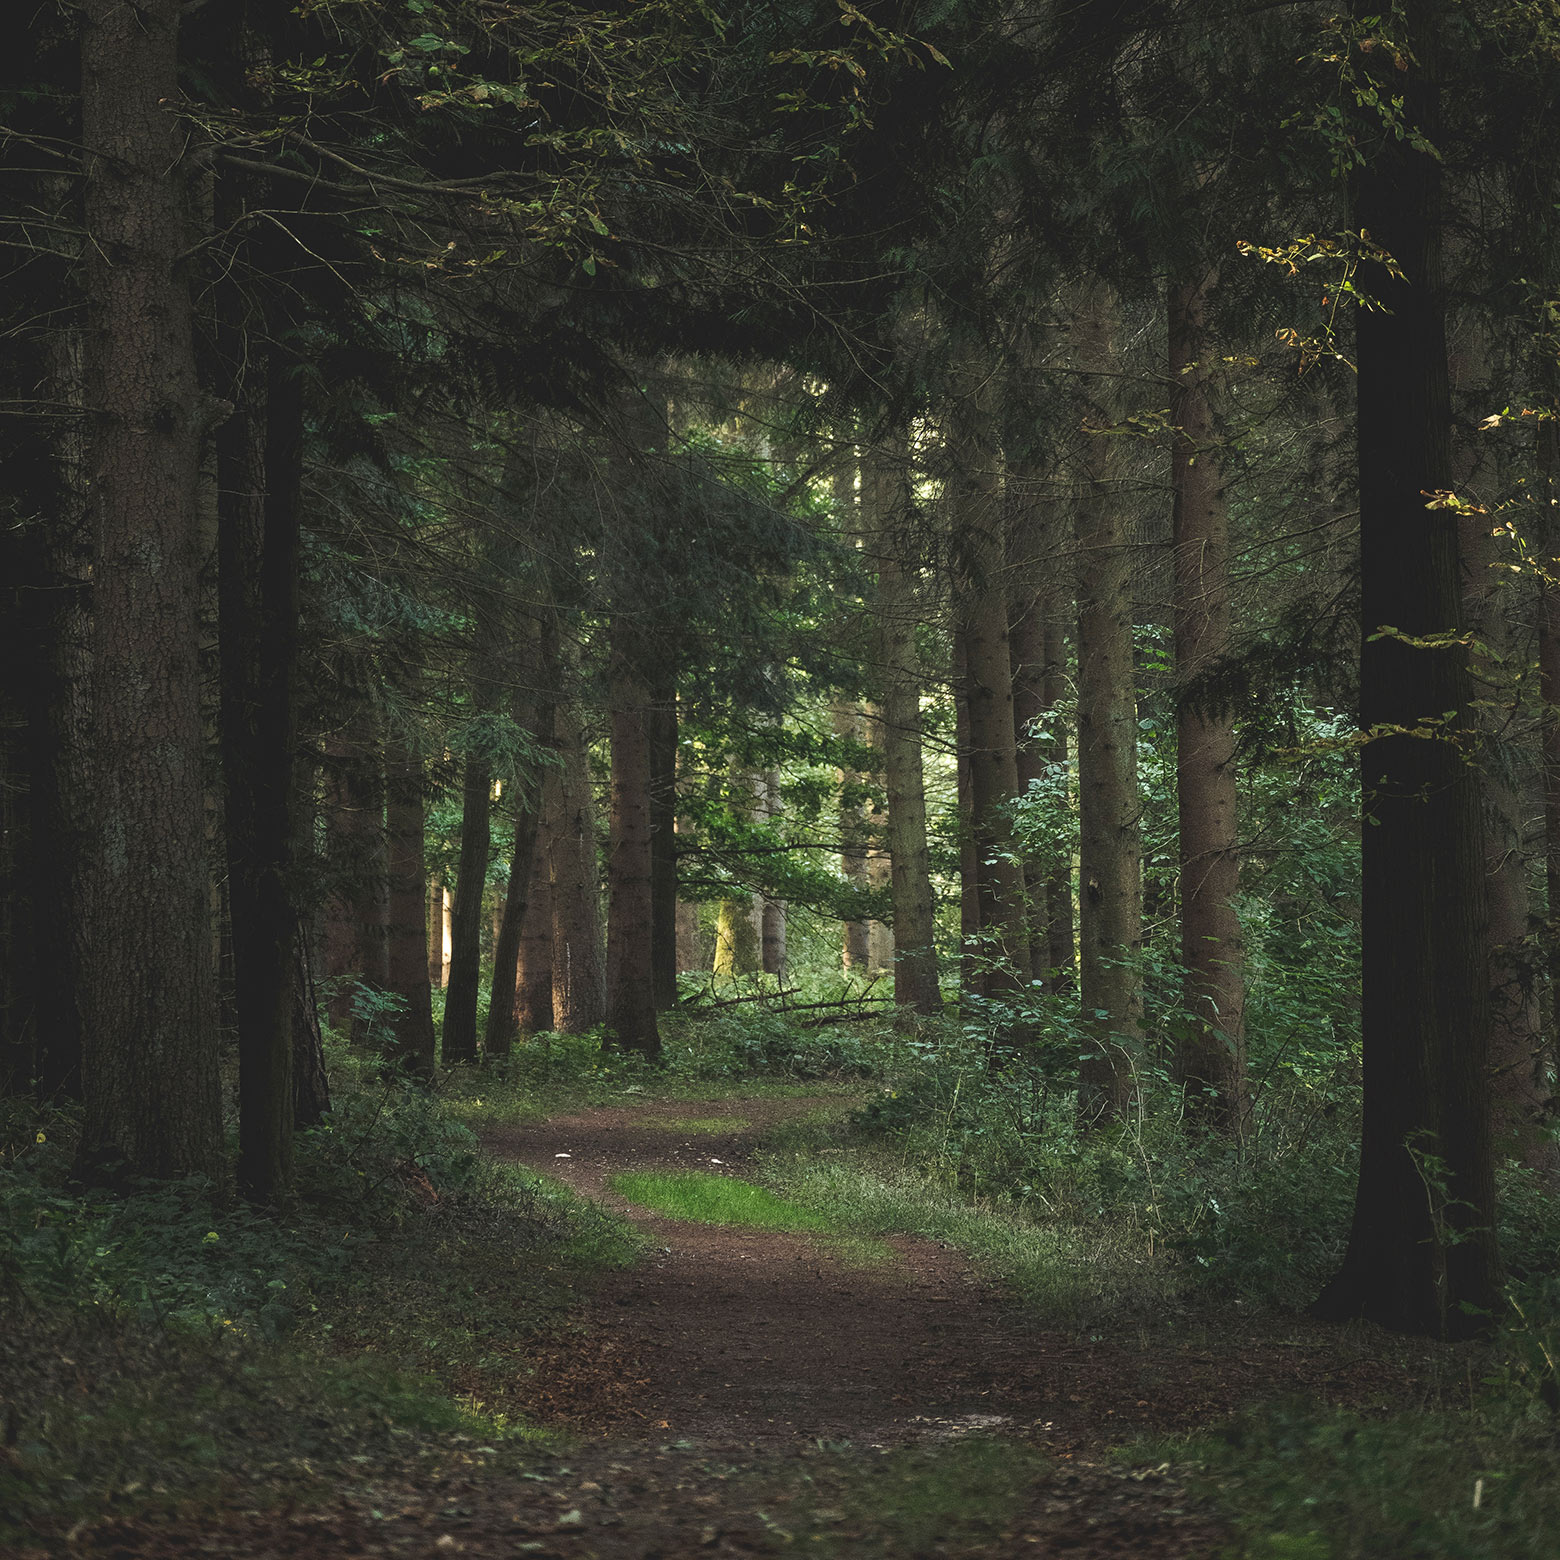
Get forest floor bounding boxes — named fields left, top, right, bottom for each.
left=48, top=1089, right=1441, bottom=1560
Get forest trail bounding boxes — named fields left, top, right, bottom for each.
left=74, top=1097, right=1408, bottom=1559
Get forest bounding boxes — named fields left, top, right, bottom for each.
left=4, top=0, right=1560, bottom=1555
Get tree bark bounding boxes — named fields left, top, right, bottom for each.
left=516, top=783, right=556, bottom=1036
left=873, top=462, right=941, bottom=1011
left=384, top=736, right=437, bottom=1077
left=487, top=627, right=553, bottom=1058
left=443, top=725, right=494, bottom=1065
left=219, top=341, right=303, bottom=1199
left=1042, top=609, right=1076, bottom=992
left=1073, top=288, right=1143, bottom=1119
left=1315, top=0, right=1499, bottom=1335
left=649, top=673, right=680, bottom=1009
left=952, top=398, right=1033, bottom=1001
left=606, top=639, right=662, bottom=1059
left=1169, top=271, right=1250, bottom=1137
left=760, top=771, right=788, bottom=978
left=953, top=630, right=983, bottom=998
left=78, top=0, right=222, bottom=1178
left=549, top=705, right=607, bottom=1031
left=835, top=702, right=873, bottom=971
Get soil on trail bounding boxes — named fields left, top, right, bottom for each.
left=486, top=1094, right=1411, bottom=1457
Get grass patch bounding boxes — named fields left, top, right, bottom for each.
left=611, top=1169, right=838, bottom=1233
left=645, top=1115, right=751, bottom=1132
left=609, top=1168, right=893, bottom=1265
left=757, top=1148, right=1171, bottom=1324
left=1133, top=1402, right=1560, bottom=1560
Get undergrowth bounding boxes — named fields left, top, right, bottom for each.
left=0, top=1043, right=638, bottom=1544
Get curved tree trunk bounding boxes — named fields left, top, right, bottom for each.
left=1169, top=271, right=1250, bottom=1137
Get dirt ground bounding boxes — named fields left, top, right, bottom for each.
left=56, top=1094, right=1429, bottom=1559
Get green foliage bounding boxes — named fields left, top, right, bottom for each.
left=1143, top=1398, right=1560, bottom=1560
left=0, top=1057, right=633, bottom=1543
left=782, top=1437, right=1049, bottom=1556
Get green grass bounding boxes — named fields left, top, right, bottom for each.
left=645, top=1115, right=751, bottom=1132
left=757, top=1148, right=1172, bottom=1324
left=611, top=1169, right=838, bottom=1232
left=608, top=1168, right=894, bottom=1265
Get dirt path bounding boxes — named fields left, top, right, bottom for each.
left=485, top=1095, right=1409, bottom=1458
left=71, top=1095, right=1420, bottom=1559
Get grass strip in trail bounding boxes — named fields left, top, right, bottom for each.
left=608, top=1169, right=895, bottom=1266
left=645, top=1115, right=752, bottom=1132
left=610, top=1169, right=837, bottom=1233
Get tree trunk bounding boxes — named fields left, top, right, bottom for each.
left=953, top=630, right=983, bottom=998
left=549, top=705, right=607, bottom=1031
left=384, top=737, right=437, bottom=1077
left=78, top=0, right=222, bottom=1178
left=606, top=640, right=662, bottom=1060
left=1042, top=609, right=1076, bottom=992
left=443, top=729, right=493, bottom=1065
left=1169, top=271, right=1250, bottom=1137
left=427, top=873, right=445, bottom=986
left=760, top=772, right=788, bottom=978
left=1539, top=422, right=1560, bottom=1163
left=1315, top=0, right=1499, bottom=1335
left=487, top=632, right=553, bottom=1058
left=291, top=932, right=331, bottom=1127
left=952, top=401, right=1033, bottom=1001
left=219, top=341, right=303, bottom=1200
left=715, top=895, right=763, bottom=975
left=22, top=326, right=93, bottom=1100
left=835, top=702, right=873, bottom=970
left=1073, top=288, right=1143, bottom=1120
left=649, top=674, right=680, bottom=1009
left=516, top=784, right=556, bottom=1035
left=1008, top=565, right=1050, bottom=984
left=873, top=464, right=940, bottom=1010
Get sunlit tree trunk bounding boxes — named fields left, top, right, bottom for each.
left=78, top=0, right=221, bottom=1178
left=1316, top=0, right=1499, bottom=1335
left=1169, top=271, right=1250, bottom=1137
left=834, top=701, right=872, bottom=970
